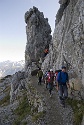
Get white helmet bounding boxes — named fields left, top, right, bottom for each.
left=50, top=69, right=53, bottom=72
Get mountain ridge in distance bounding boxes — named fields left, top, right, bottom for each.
left=0, top=60, right=25, bottom=78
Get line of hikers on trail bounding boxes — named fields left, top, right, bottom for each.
left=37, top=66, right=70, bottom=107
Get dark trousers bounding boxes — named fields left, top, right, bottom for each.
left=38, top=77, right=42, bottom=85
left=46, top=82, right=48, bottom=89
left=48, top=83, right=53, bottom=95
left=58, top=84, right=68, bottom=104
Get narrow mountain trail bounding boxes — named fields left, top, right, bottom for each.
left=30, top=76, right=73, bottom=125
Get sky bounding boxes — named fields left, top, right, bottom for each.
left=0, top=0, right=60, bottom=62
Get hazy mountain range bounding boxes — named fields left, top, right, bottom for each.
left=0, top=60, right=25, bottom=78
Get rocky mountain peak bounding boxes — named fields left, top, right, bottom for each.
left=25, top=6, right=52, bottom=69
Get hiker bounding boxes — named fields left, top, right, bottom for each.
left=57, top=66, right=70, bottom=107
left=54, top=70, right=62, bottom=89
left=54, top=70, right=58, bottom=87
left=44, top=49, right=48, bottom=57
left=43, top=71, right=48, bottom=84
left=47, top=69, right=54, bottom=97
left=44, top=70, right=49, bottom=89
left=37, top=68, right=43, bottom=85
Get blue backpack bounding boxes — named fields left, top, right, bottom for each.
left=57, top=71, right=68, bottom=85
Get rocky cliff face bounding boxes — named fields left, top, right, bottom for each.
left=10, top=71, right=25, bottom=102
left=25, top=6, right=52, bottom=69
left=42, top=0, right=84, bottom=91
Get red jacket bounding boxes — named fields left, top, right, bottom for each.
left=47, top=72, right=54, bottom=83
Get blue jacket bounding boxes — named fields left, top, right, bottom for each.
left=57, top=71, right=69, bottom=85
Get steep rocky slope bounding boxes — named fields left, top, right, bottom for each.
left=42, top=0, right=84, bottom=93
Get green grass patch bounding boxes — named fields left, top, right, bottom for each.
left=32, top=111, right=45, bottom=122
left=13, top=85, right=45, bottom=124
left=22, top=121, right=27, bottom=125
left=13, top=120, right=28, bottom=125
left=14, top=95, right=31, bottom=124
left=66, top=98, right=84, bottom=125
left=0, top=94, right=10, bottom=106
left=13, top=119, right=21, bottom=125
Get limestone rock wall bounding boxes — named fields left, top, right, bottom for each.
left=10, top=71, right=26, bottom=102
left=42, top=0, right=84, bottom=88
left=25, top=6, right=52, bottom=69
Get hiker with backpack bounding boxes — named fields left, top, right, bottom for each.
left=54, top=70, right=62, bottom=90
left=44, top=48, right=48, bottom=57
left=37, top=68, right=43, bottom=85
left=46, top=69, right=54, bottom=97
left=57, top=66, right=70, bottom=107
left=43, top=71, right=48, bottom=88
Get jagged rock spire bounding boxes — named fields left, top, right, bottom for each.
left=25, top=6, right=52, bottom=69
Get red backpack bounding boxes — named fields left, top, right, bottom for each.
left=47, top=72, right=54, bottom=83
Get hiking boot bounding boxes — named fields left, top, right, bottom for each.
left=50, top=95, right=52, bottom=98
left=50, top=94, right=52, bottom=98
left=60, top=102, right=65, bottom=108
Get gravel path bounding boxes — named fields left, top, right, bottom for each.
left=31, top=76, right=73, bottom=125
